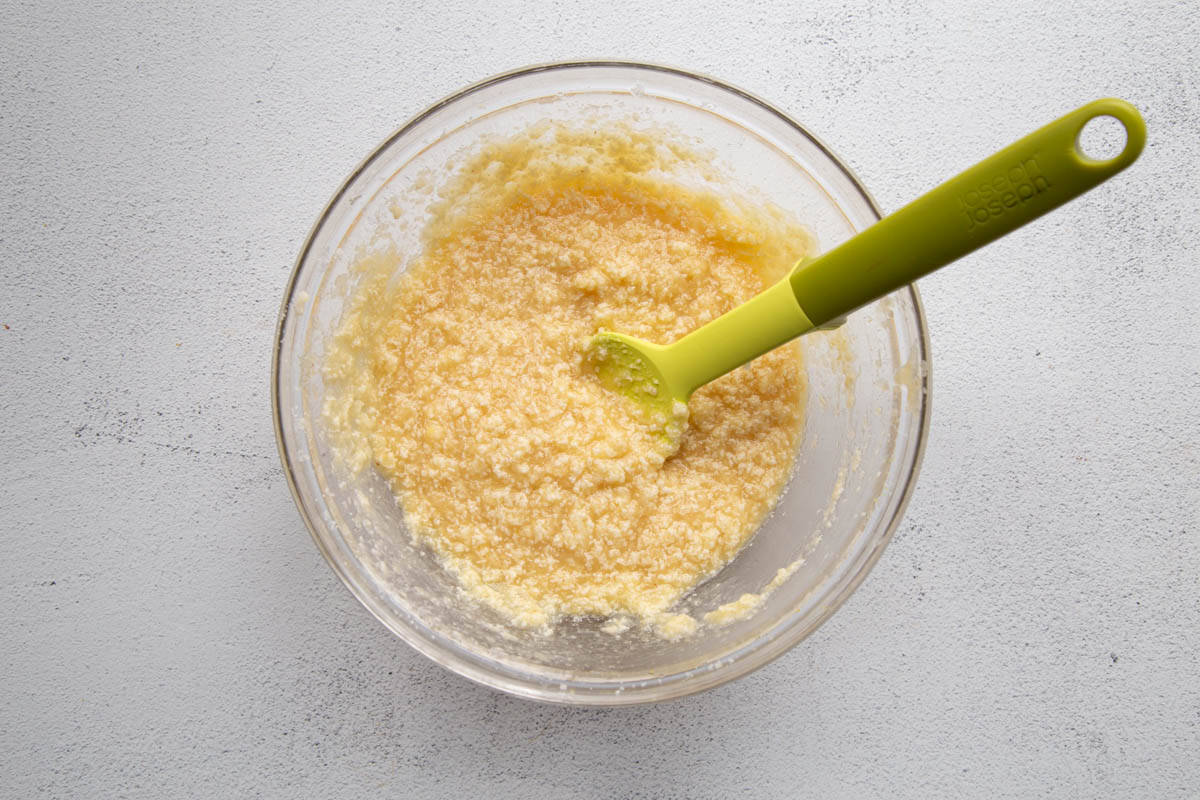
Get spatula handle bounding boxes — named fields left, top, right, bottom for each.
left=788, top=98, right=1145, bottom=326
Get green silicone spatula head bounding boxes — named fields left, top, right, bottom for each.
left=587, top=98, right=1146, bottom=446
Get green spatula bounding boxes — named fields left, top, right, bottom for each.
left=586, top=98, right=1145, bottom=443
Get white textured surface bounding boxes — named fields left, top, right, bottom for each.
left=3, top=0, right=1198, bottom=796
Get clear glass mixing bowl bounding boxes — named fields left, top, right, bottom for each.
left=273, top=62, right=931, bottom=705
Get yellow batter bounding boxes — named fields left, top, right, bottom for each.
left=323, top=123, right=812, bottom=637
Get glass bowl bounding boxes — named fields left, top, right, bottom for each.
left=272, top=62, right=931, bottom=705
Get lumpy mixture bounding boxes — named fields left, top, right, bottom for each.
left=323, top=123, right=812, bottom=636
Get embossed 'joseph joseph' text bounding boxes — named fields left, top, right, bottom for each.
left=960, top=156, right=1051, bottom=230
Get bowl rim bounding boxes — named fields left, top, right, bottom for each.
left=272, top=60, right=933, bottom=705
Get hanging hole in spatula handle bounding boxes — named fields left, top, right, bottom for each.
left=1069, top=98, right=1146, bottom=172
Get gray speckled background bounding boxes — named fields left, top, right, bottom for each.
left=3, top=1, right=1198, bottom=797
